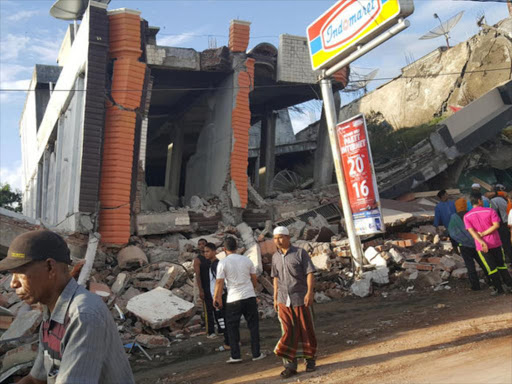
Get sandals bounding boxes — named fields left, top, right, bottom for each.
left=280, top=368, right=297, bottom=378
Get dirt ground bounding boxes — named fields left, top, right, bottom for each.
left=133, top=283, right=512, bottom=384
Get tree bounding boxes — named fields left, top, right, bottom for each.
left=0, top=183, right=22, bottom=213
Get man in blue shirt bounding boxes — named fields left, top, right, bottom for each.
left=434, top=190, right=457, bottom=228
left=434, top=190, right=458, bottom=253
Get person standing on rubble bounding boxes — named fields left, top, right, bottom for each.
left=213, top=236, right=264, bottom=363
left=272, top=226, right=317, bottom=379
left=434, top=190, right=458, bottom=252
left=203, top=242, right=230, bottom=351
left=193, top=238, right=216, bottom=339
left=464, top=192, right=512, bottom=295
left=0, top=230, right=134, bottom=384
left=448, top=198, right=487, bottom=290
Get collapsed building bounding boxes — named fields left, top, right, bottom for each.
left=339, top=17, right=512, bottom=197
left=18, top=2, right=349, bottom=246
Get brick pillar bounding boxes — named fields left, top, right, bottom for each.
left=230, top=58, right=255, bottom=208
left=229, top=20, right=251, bottom=52
left=99, top=9, right=146, bottom=245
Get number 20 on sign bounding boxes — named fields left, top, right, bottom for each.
left=337, top=114, right=384, bottom=235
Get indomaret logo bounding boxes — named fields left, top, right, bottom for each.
left=321, top=0, right=381, bottom=51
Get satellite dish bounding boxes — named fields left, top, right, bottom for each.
left=419, top=11, right=464, bottom=48
left=343, top=68, right=379, bottom=95
left=50, top=0, right=111, bottom=20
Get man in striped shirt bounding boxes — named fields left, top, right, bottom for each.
left=0, top=230, right=134, bottom=384
left=464, top=193, right=512, bottom=295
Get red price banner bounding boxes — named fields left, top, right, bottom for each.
left=336, top=115, right=377, bottom=214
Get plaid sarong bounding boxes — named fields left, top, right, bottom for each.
left=274, top=303, right=317, bottom=361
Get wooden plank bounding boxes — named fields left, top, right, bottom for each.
left=470, top=177, right=493, bottom=191
left=412, top=189, right=461, bottom=198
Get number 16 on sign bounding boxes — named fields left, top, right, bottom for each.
left=337, top=114, right=384, bottom=235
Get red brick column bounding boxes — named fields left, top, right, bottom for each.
left=230, top=58, right=254, bottom=208
left=99, top=10, right=146, bottom=245
left=229, top=20, right=251, bottom=52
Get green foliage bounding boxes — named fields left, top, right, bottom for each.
left=366, top=113, right=447, bottom=160
left=0, top=183, right=22, bottom=213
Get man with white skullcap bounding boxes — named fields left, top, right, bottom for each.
left=271, top=226, right=317, bottom=378
left=467, top=183, right=491, bottom=210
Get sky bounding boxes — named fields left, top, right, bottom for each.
left=0, top=0, right=509, bottom=191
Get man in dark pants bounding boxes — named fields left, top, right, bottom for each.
left=490, top=187, right=512, bottom=264
left=193, top=238, right=215, bottom=338
left=448, top=198, right=487, bottom=290
left=213, top=237, right=264, bottom=363
left=204, top=242, right=230, bottom=351
left=465, top=192, right=512, bottom=295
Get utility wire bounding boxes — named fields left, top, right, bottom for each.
left=1, top=67, right=510, bottom=92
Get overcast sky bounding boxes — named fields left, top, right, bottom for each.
left=0, top=0, right=509, bottom=190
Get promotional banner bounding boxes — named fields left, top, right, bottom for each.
left=336, top=114, right=384, bottom=235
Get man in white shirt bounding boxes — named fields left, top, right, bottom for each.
left=213, top=237, right=265, bottom=363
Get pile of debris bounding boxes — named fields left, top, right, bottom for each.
left=0, top=186, right=484, bottom=378
left=0, top=208, right=482, bottom=378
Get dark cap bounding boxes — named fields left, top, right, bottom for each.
left=0, top=230, right=71, bottom=272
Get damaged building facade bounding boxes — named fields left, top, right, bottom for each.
left=18, top=2, right=349, bottom=245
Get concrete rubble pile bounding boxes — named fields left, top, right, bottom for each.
left=0, top=191, right=482, bottom=372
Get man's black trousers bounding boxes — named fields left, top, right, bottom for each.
left=225, top=297, right=260, bottom=359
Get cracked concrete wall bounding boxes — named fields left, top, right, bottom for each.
left=184, top=75, right=234, bottom=203
left=339, top=18, right=512, bottom=130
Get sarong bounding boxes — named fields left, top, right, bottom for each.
left=274, top=303, right=317, bottom=361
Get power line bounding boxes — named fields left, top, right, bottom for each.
left=0, top=67, right=509, bottom=92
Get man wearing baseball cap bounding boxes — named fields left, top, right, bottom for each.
left=1, top=230, right=134, bottom=384
left=271, top=226, right=317, bottom=378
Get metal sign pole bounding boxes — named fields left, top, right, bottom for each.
left=319, top=78, right=365, bottom=275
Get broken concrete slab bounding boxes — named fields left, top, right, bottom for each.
left=439, top=256, right=457, bottom=272
left=178, top=234, right=220, bottom=253
left=364, top=247, right=387, bottom=268
left=311, top=254, right=332, bottom=271
left=351, top=278, right=372, bottom=298
left=389, top=248, right=404, bottom=264
left=0, top=310, right=42, bottom=341
left=111, top=273, right=128, bottom=295
left=157, top=265, right=183, bottom=290
left=452, top=268, right=468, bottom=279
left=89, top=282, right=111, bottom=298
left=258, top=275, right=274, bottom=295
left=286, top=221, right=306, bottom=241
left=1, top=343, right=38, bottom=372
left=136, top=334, right=170, bottom=349
left=135, top=212, right=193, bottom=236
left=117, top=246, right=148, bottom=269
left=244, top=244, right=263, bottom=275
left=363, top=267, right=390, bottom=285
left=314, top=292, right=331, bottom=303
left=127, top=287, right=195, bottom=329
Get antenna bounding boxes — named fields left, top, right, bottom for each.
left=50, top=0, right=111, bottom=20
left=208, top=36, right=217, bottom=49
left=419, top=11, right=464, bottom=48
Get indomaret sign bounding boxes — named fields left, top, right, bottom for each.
left=307, top=0, right=414, bottom=71
left=337, top=114, right=384, bottom=235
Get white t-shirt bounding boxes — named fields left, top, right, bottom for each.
left=216, top=253, right=256, bottom=303
left=508, top=210, right=512, bottom=226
